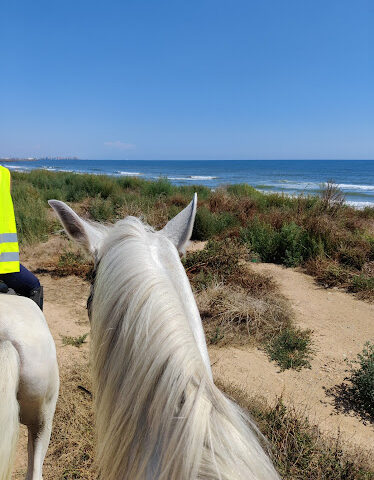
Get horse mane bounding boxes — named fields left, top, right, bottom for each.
left=90, top=216, right=279, bottom=480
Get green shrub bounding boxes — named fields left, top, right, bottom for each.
left=241, top=219, right=278, bottom=262
left=241, top=220, right=323, bottom=267
left=12, top=181, right=49, bottom=244
left=226, top=183, right=260, bottom=197
left=350, top=275, right=374, bottom=292
left=141, top=178, right=175, bottom=197
left=192, top=207, right=238, bottom=240
left=277, top=222, right=305, bottom=267
left=346, top=342, right=374, bottom=418
left=88, top=195, right=115, bottom=221
left=267, top=327, right=313, bottom=370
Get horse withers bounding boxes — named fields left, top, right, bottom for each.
left=50, top=195, right=280, bottom=480
left=0, top=294, right=59, bottom=480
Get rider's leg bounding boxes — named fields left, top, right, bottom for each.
left=0, top=264, right=43, bottom=310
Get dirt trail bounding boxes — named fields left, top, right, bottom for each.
left=210, top=263, right=374, bottom=452
left=13, top=261, right=374, bottom=477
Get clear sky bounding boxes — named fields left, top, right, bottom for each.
left=1, top=0, right=373, bottom=160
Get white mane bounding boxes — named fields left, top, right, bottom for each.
left=90, top=216, right=279, bottom=480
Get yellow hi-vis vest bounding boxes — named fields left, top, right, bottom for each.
left=0, top=166, right=20, bottom=273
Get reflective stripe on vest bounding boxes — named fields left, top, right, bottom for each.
left=0, top=166, right=20, bottom=274
left=0, top=251, right=20, bottom=262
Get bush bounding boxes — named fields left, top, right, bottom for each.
left=55, top=249, right=92, bottom=278
left=349, top=275, right=374, bottom=294
left=241, top=219, right=278, bottom=262
left=185, top=239, right=293, bottom=346
left=241, top=220, right=321, bottom=267
left=319, top=180, right=345, bottom=215
left=346, top=342, right=374, bottom=418
left=192, top=207, right=238, bottom=240
left=88, top=195, right=115, bottom=221
left=305, top=258, right=351, bottom=288
left=183, top=238, right=247, bottom=287
left=267, top=327, right=313, bottom=370
left=141, top=177, right=175, bottom=197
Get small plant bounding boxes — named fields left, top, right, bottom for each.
left=55, top=249, right=92, bottom=278
left=319, top=180, right=346, bottom=214
left=267, top=327, right=313, bottom=370
left=61, top=333, right=89, bottom=348
left=346, top=342, right=374, bottom=418
left=209, top=327, right=224, bottom=345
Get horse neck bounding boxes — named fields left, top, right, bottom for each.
left=89, top=222, right=280, bottom=480
left=89, top=226, right=208, bottom=478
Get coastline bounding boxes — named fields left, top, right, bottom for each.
left=4, top=159, right=374, bottom=207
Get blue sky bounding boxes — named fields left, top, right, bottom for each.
left=0, top=0, right=373, bottom=160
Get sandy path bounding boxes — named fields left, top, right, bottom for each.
left=210, top=263, right=374, bottom=453
left=12, top=261, right=374, bottom=476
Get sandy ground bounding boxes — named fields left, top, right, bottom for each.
left=12, top=251, right=374, bottom=477
left=210, top=263, right=374, bottom=453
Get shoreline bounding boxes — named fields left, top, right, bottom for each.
left=7, top=164, right=374, bottom=209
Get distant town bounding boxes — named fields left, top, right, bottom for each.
left=0, top=157, right=79, bottom=162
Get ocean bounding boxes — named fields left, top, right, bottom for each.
left=5, top=159, right=374, bottom=208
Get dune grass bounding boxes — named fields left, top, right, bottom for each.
left=12, top=170, right=374, bottom=300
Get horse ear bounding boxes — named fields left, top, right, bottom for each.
left=161, top=193, right=197, bottom=254
left=48, top=199, right=105, bottom=254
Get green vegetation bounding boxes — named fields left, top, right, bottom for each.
left=61, top=333, right=89, bottom=348
left=346, top=342, right=374, bottom=418
left=12, top=170, right=374, bottom=300
left=266, top=327, right=313, bottom=371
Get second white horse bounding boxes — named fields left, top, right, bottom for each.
left=0, top=295, right=59, bottom=480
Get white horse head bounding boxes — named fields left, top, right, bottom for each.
left=50, top=197, right=280, bottom=480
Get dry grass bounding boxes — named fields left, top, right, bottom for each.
left=185, top=239, right=295, bottom=347
left=43, top=363, right=96, bottom=479
left=305, top=257, right=374, bottom=302
left=39, top=358, right=374, bottom=480
left=197, top=283, right=291, bottom=345
left=43, top=361, right=373, bottom=479
left=217, top=379, right=374, bottom=480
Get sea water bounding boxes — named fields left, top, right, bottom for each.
left=4, top=159, right=374, bottom=208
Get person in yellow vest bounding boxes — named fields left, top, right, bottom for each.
left=0, top=165, right=43, bottom=310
